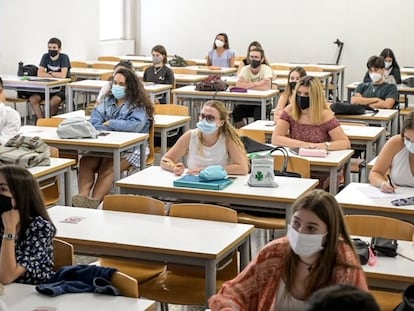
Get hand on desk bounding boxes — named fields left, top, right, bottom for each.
left=173, top=162, right=185, bottom=176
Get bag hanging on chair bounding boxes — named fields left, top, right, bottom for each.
left=270, top=146, right=302, bottom=178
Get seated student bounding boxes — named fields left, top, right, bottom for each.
left=29, top=37, right=71, bottom=119
left=96, top=60, right=134, bottom=105
left=207, top=33, right=235, bottom=68
left=351, top=56, right=398, bottom=109
left=0, top=77, right=21, bottom=145
left=363, top=48, right=401, bottom=84
left=237, top=41, right=267, bottom=73
left=232, top=47, right=273, bottom=128
left=273, top=66, right=307, bottom=121
left=143, top=45, right=175, bottom=104
left=369, top=111, right=414, bottom=192
left=305, top=284, right=380, bottom=311
left=160, top=100, right=249, bottom=176
left=0, top=165, right=56, bottom=284
left=72, top=68, right=154, bottom=209
left=208, top=189, right=367, bottom=310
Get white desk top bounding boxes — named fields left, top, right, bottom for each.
left=2, top=283, right=155, bottom=311
left=48, top=205, right=254, bottom=259
left=67, top=79, right=172, bottom=93
left=116, top=166, right=318, bottom=204
left=270, top=62, right=346, bottom=72
left=20, top=125, right=148, bottom=148
left=28, top=157, right=75, bottom=178
left=172, top=85, right=279, bottom=98
left=336, top=182, right=414, bottom=215
left=71, top=67, right=114, bottom=76
left=273, top=70, right=331, bottom=79
left=185, top=66, right=238, bottom=75
left=335, top=107, right=398, bottom=121
left=241, top=120, right=385, bottom=140
left=2, top=75, right=71, bottom=87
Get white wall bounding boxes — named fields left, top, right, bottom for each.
left=138, top=0, right=413, bottom=95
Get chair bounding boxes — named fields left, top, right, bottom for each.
left=237, top=155, right=311, bottom=242
left=270, top=64, right=290, bottom=71
left=53, top=238, right=74, bottom=271
left=5, top=96, right=30, bottom=125
left=110, top=271, right=139, bottom=298
left=236, top=128, right=267, bottom=144
left=303, top=65, right=323, bottom=72
left=98, top=56, right=121, bottom=62
left=70, top=61, right=88, bottom=68
left=91, top=63, right=115, bottom=69
left=184, top=60, right=197, bottom=66
left=96, top=194, right=167, bottom=284
left=154, top=104, right=189, bottom=116
left=171, top=68, right=197, bottom=75
left=344, top=215, right=414, bottom=311
left=139, top=203, right=239, bottom=306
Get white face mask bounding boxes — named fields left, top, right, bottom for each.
left=384, top=61, right=392, bottom=69
left=404, top=139, right=414, bottom=154
left=215, top=39, right=224, bottom=48
left=287, top=224, right=326, bottom=258
left=369, top=72, right=382, bottom=83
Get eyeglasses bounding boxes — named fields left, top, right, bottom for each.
left=198, top=113, right=216, bottom=123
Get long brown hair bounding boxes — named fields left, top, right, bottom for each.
left=284, top=189, right=358, bottom=299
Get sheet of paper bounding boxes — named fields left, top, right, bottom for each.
left=355, top=185, right=402, bottom=199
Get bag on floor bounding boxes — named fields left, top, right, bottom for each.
left=57, top=117, right=99, bottom=139
left=0, top=135, right=50, bottom=167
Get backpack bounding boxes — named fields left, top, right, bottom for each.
left=168, top=55, right=188, bottom=67
left=17, top=64, right=39, bottom=98
left=56, top=117, right=99, bottom=139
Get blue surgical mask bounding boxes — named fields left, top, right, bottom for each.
left=196, top=119, right=218, bottom=135
left=111, top=85, right=126, bottom=99
left=404, top=139, right=414, bottom=154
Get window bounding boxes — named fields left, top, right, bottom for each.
left=100, top=0, right=124, bottom=40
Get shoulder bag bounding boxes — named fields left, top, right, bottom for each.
left=270, top=146, right=302, bottom=178
left=195, top=75, right=228, bottom=92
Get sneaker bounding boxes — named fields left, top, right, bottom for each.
left=72, top=194, right=100, bottom=209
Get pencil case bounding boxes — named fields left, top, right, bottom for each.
left=298, top=148, right=328, bottom=158
left=391, top=196, right=414, bottom=206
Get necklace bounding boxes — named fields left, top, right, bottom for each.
left=154, top=66, right=163, bottom=75
left=298, top=257, right=314, bottom=272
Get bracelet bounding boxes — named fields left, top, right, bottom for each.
left=2, top=233, right=16, bottom=240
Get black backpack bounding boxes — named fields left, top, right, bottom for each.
left=17, top=64, right=39, bottom=98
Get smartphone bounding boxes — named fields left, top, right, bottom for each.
left=0, top=194, right=13, bottom=214
left=289, top=148, right=300, bottom=155
left=98, top=132, right=110, bottom=137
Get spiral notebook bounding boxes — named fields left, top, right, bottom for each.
left=173, top=175, right=234, bottom=190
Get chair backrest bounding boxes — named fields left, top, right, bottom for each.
left=171, top=68, right=197, bottom=75
left=50, top=146, right=59, bottom=158
left=271, top=64, right=290, bottom=70
left=185, top=60, right=197, bottom=66
left=154, top=104, right=189, bottom=116
left=169, top=203, right=237, bottom=223
left=344, top=215, right=414, bottom=241
left=103, top=194, right=165, bottom=215
left=98, top=56, right=121, bottom=62
left=100, top=72, right=113, bottom=81
left=53, top=238, right=74, bottom=271
left=36, top=118, right=65, bottom=127
left=91, top=63, right=115, bottom=69
left=236, top=129, right=266, bottom=144
left=110, top=271, right=139, bottom=298
left=71, top=61, right=88, bottom=68
left=273, top=154, right=311, bottom=178
left=303, top=65, right=323, bottom=72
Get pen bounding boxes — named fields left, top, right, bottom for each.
left=387, top=174, right=395, bottom=191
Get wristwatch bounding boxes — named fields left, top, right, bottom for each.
left=325, top=141, right=331, bottom=150
left=2, top=233, right=16, bottom=240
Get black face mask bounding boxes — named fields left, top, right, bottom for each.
left=48, top=50, right=59, bottom=57
left=289, top=81, right=297, bottom=90
left=250, top=59, right=261, bottom=69
left=0, top=193, right=13, bottom=214
left=296, top=95, right=310, bottom=110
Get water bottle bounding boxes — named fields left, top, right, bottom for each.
left=17, top=61, right=24, bottom=76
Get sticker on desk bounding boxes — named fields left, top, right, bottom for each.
left=61, top=216, right=86, bottom=224
left=32, top=307, right=57, bottom=311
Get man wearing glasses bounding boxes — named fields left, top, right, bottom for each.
left=232, top=47, right=273, bottom=128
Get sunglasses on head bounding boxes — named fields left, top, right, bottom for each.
left=198, top=113, right=216, bottom=123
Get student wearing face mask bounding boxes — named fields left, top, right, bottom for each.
left=363, top=48, right=401, bottom=84
left=28, top=37, right=71, bottom=120
left=369, top=111, right=414, bottom=192
left=274, top=66, right=307, bottom=121
left=160, top=100, right=249, bottom=176
left=351, top=56, right=398, bottom=109
left=143, top=45, right=175, bottom=104
left=209, top=189, right=367, bottom=311
left=206, top=33, right=235, bottom=68
left=232, top=47, right=274, bottom=128
left=72, top=68, right=154, bottom=209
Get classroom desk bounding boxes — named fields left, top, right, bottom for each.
left=270, top=62, right=346, bottom=101
left=185, top=65, right=238, bottom=76
left=70, top=67, right=113, bottom=80
left=29, top=157, right=75, bottom=206
left=20, top=125, right=148, bottom=193
left=172, top=85, right=279, bottom=126
left=356, top=236, right=414, bottom=291
left=335, top=182, right=414, bottom=223
left=48, top=205, right=254, bottom=303
left=242, top=120, right=385, bottom=163
left=116, top=166, right=319, bottom=218
left=1, top=75, right=71, bottom=118
left=66, top=79, right=172, bottom=110
left=334, top=105, right=399, bottom=136
left=154, top=114, right=191, bottom=155
left=81, top=60, right=150, bottom=71
left=2, top=283, right=156, bottom=311
left=136, top=71, right=209, bottom=86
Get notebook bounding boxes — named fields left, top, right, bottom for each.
left=173, top=175, right=234, bottom=190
